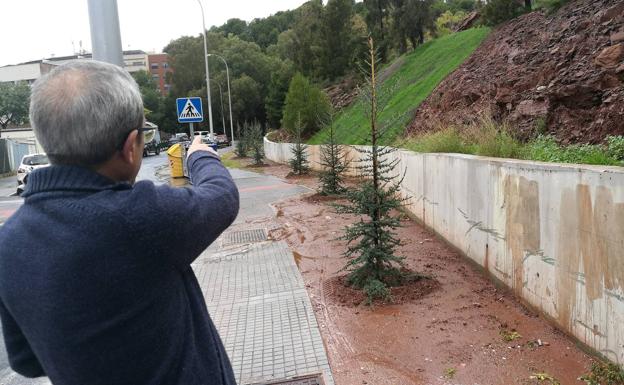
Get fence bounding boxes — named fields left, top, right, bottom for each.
left=264, top=136, right=624, bottom=365
left=0, top=138, right=39, bottom=175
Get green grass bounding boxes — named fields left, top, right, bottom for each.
left=308, top=27, right=491, bottom=145
left=221, top=152, right=243, bottom=169
left=402, top=119, right=624, bottom=167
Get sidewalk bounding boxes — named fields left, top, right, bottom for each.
left=193, top=168, right=334, bottom=385
left=194, top=239, right=333, bottom=385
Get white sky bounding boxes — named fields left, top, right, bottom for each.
left=0, top=0, right=310, bottom=67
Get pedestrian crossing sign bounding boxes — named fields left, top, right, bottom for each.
left=176, top=97, right=204, bottom=123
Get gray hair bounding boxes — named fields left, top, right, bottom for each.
left=30, top=60, right=144, bottom=166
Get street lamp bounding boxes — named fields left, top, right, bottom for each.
left=207, top=53, right=234, bottom=143
left=196, top=0, right=214, bottom=139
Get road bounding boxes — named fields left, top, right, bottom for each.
left=0, top=150, right=314, bottom=384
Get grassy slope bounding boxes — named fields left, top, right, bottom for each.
left=308, top=27, right=491, bottom=145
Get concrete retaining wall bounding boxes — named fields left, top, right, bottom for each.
left=265, top=137, right=624, bottom=364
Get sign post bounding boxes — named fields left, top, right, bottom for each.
left=176, top=97, right=204, bottom=139
left=176, top=97, right=204, bottom=178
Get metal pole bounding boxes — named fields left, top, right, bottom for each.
left=189, top=122, right=194, bottom=139
left=87, top=0, right=124, bottom=66
left=216, top=83, right=225, bottom=133
left=196, top=0, right=214, bottom=139
left=208, top=54, right=234, bottom=143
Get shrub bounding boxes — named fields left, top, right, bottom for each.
left=405, top=127, right=469, bottom=154
left=465, top=118, right=524, bottom=158
left=606, top=135, right=624, bottom=161
left=289, top=115, right=310, bottom=175
left=318, top=111, right=349, bottom=195
left=234, top=124, right=248, bottom=158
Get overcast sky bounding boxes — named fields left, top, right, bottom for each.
left=0, top=0, right=310, bottom=67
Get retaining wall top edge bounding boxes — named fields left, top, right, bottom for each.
left=264, top=137, right=624, bottom=175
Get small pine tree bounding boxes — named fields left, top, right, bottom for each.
left=248, top=122, right=265, bottom=165
left=335, top=36, right=410, bottom=303
left=289, top=114, right=310, bottom=175
left=318, top=110, right=348, bottom=195
left=235, top=123, right=248, bottom=158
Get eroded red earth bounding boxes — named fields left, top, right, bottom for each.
left=259, top=163, right=594, bottom=385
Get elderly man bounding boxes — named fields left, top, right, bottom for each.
left=0, top=61, right=239, bottom=384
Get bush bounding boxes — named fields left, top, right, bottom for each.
left=435, top=10, right=467, bottom=37
left=405, top=127, right=469, bottom=154
left=234, top=124, right=248, bottom=157
left=465, top=118, right=524, bottom=158
left=403, top=120, right=623, bottom=167
left=606, top=136, right=624, bottom=161
left=481, top=0, right=526, bottom=26
left=247, top=122, right=265, bottom=165
left=523, top=136, right=621, bottom=166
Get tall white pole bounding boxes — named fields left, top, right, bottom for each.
left=196, top=0, right=214, bottom=138
left=208, top=54, right=234, bottom=143
left=87, top=0, right=123, bottom=66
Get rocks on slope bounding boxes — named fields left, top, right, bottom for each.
left=408, top=0, right=624, bottom=144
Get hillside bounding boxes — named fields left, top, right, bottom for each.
left=308, top=27, right=490, bottom=145
left=408, top=0, right=624, bottom=144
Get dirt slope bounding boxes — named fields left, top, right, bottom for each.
left=408, top=0, right=624, bottom=144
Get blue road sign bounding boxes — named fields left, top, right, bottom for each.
left=176, top=97, right=204, bottom=123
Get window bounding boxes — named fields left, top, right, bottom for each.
left=152, top=74, right=159, bottom=81
left=163, top=63, right=169, bottom=69
left=150, top=63, right=159, bottom=69
left=133, top=61, right=145, bottom=67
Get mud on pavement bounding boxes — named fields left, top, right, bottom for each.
left=256, top=163, right=594, bottom=385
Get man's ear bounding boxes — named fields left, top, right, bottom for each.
left=120, top=130, right=140, bottom=165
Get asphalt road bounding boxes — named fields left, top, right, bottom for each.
left=0, top=149, right=310, bottom=384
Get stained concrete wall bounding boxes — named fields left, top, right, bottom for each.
left=265, top=137, right=624, bottom=364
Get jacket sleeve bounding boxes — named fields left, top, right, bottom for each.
left=137, top=150, right=240, bottom=269
left=0, top=300, right=45, bottom=378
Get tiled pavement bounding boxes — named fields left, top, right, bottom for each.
left=193, top=239, right=334, bottom=385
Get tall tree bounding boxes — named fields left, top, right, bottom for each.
left=265, top=61, right=294, bottom=129
left=282, top=73, right=331, bottom=137
left=363, top=0, right=390, bottom=61
left=335, top=37, right=412, bottom=303
left=0, top=82, right=30, bottom=135
left=321, top=0, right=355, bottom=80
left=392, top=0, right=437, bottom=50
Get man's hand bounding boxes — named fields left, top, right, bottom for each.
left=187, top=135, right=219, bottom=159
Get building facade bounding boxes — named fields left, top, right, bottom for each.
left=0, top=50, right=151, bottom=84
left=147, top=53, right=172, bottom=95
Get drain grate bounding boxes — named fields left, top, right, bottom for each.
left=247, top=374, right=324, bottom=385
left=221, top=228, right=267, bottom=246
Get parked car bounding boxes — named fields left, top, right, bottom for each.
left=142, top=121, right=161, bottom=157
left=17, top=153, right=49, bottom=195
left=215, top=134, right=230, bottom=147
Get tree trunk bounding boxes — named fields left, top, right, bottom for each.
left=525, top=0, right=532, bottom=10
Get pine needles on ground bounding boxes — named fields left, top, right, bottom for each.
left=335, top=36, right=415, bottom=304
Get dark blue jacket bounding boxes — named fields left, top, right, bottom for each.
left=0, top=151, right=239, bottom=385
